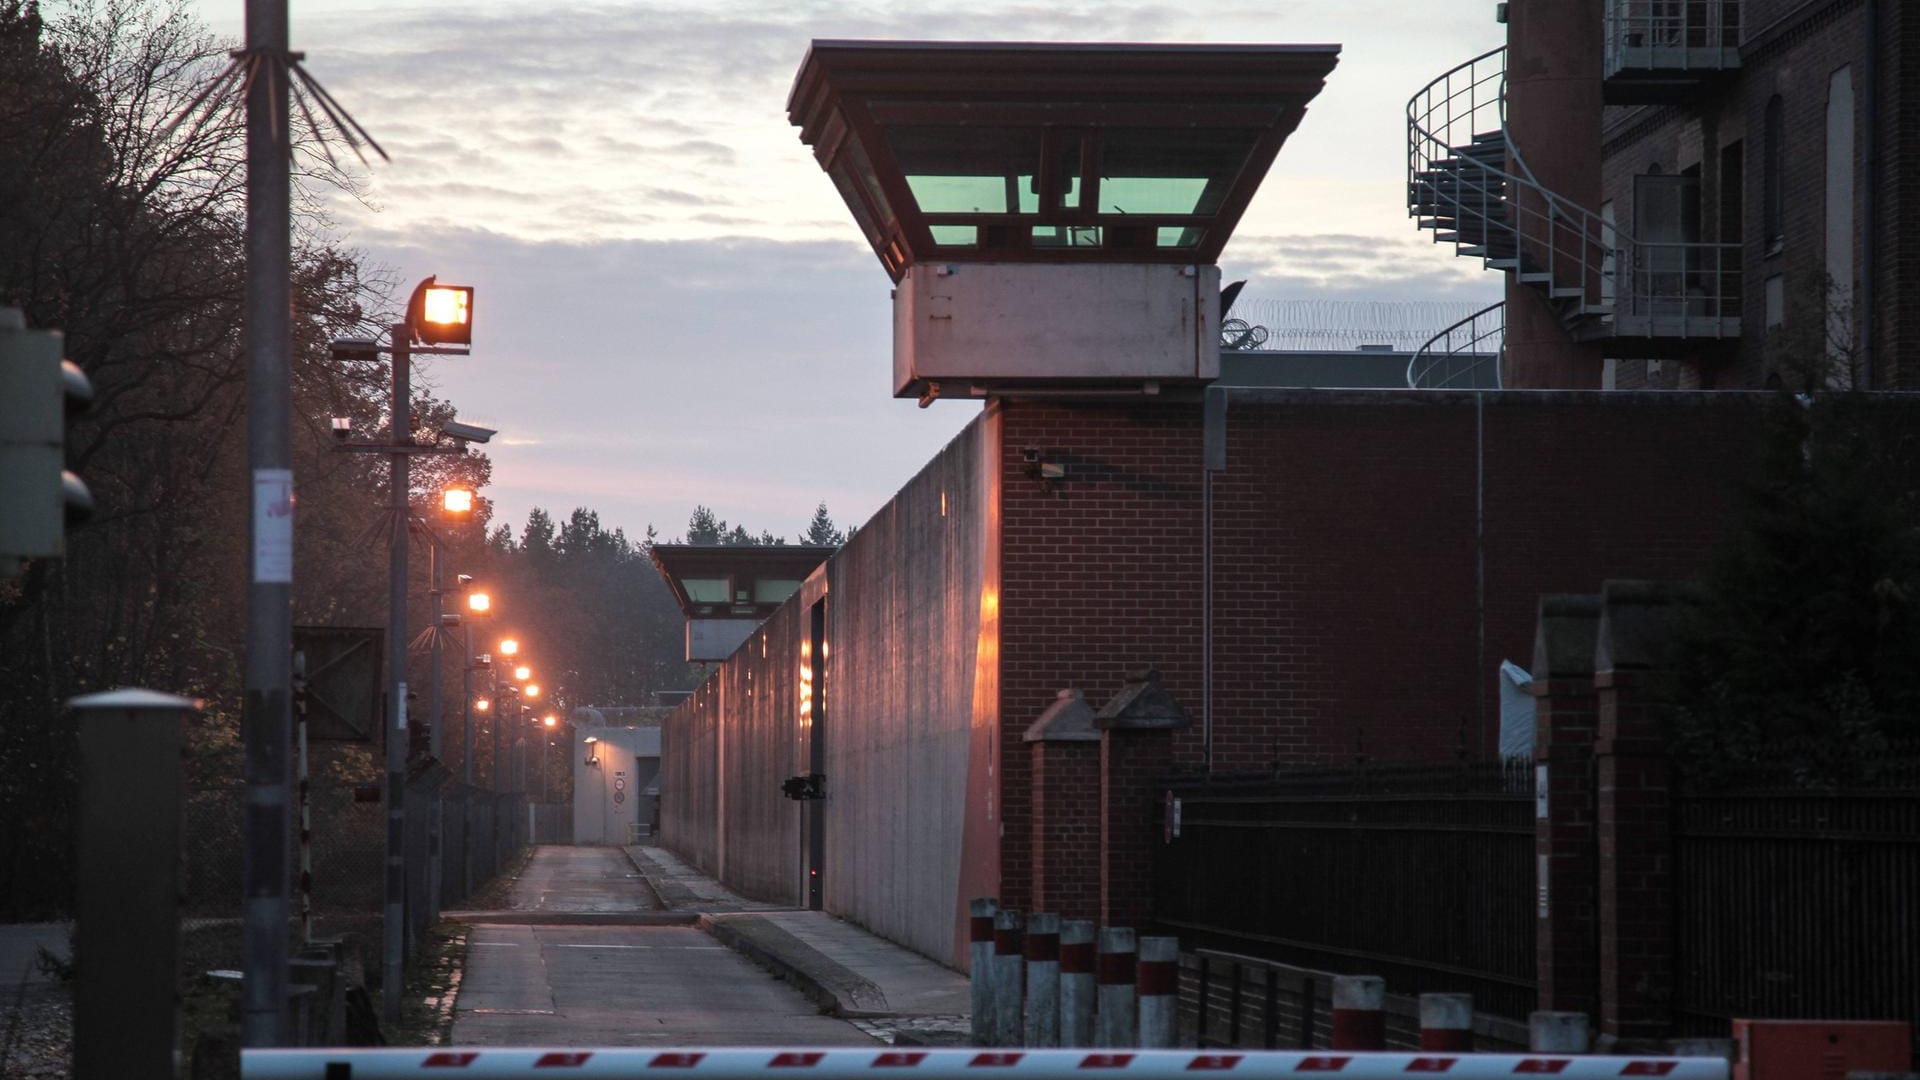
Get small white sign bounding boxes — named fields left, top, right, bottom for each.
left=1535, top=764, right=1549, bottom=819
left=397, top=681, right=408, bottom=730
left=252, top=469, right=294, bottom=584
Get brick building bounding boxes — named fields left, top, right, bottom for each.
left=1411, top=0, right=1919, bottom=391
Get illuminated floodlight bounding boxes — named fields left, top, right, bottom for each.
left=443, top=488, right=474, bottom=514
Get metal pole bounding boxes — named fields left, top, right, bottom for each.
left=427, top=536, right=444, bottom=921
left=383, top=323, right=410, bottom=1024
left=462, top=619, right=474, bottom=895
left=241, top=0, right=293, bottom=1047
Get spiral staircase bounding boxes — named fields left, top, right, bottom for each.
left=1406, top=5, right=1743, bottom=389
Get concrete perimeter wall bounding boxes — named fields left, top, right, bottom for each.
left=660, top=410, right=1002, bottom=965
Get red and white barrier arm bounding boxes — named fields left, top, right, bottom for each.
left=242, top=1048, right=1731, bottom=1080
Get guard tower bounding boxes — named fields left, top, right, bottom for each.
left=788, top=41, right=1339, bottom=403
left=649, top=544, right=833, bottom=662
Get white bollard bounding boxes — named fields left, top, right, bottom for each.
left=1530, top=1011, right=1591, bottom=1054
left=970, top=898, right=997, bottom=1046
left=1331, top=974, right=1386, bottom=1050
left=992, top=909, right=1026, bottom=1047
left=1094, top=927, right=1137, bottom=1048
left=1136, top=936, right=1179, bottom=1048
left=1419, top=992, right=1474, bottom=1052
left=1058, top=919, right=1096, bottom=1048
left=1024, top=914, right=1061, bottom=1047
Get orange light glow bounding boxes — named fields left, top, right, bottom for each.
left=500, top=638, right=519, bottom=656
left=467, top=591, right=491, bottom=614
left=443, top=488, right=474, bottom=514
left=543, top=715, right=557, bottom=727
left=476, top=698, right=491, bottom=712
left=422, top=286, right=471, bottom=328
left=513, top=665, right=531, bottom=681
left=526, top=684, right=541, bottom=699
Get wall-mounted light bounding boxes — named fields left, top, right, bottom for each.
left=584, top=735, right=600, bottom=767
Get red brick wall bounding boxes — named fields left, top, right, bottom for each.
left=1030, top=740, right=1101, bottom=921
left=998, top=390, right=1770, bottom=921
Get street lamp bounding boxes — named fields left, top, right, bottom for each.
left=514, top=665, right=531, bottom=682
left=326, top=273, right=481, bottom=1025
left=467, top=591, right=490, bottom=615
left=443, top=487, right=474, bottom=515
left=500, top=638, right=519, bottom=657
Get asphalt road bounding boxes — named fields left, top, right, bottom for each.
left=452, top=846, right=874, bottom=1047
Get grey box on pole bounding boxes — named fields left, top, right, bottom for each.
left=1094, top=927, right=1137, bottom=1048
left=71, top=689, right=197, bottom=1078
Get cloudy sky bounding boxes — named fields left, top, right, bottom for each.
left=190, top=0, right=1502, bottom=543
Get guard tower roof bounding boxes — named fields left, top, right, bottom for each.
left=788, top=40, right=1341, bottom=280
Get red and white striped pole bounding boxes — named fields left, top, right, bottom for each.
left=1419, top=994, right=1473, bottom=1053
left=1024, top=914, right=1062, bottom=1048
left=993, top=910, right=1027, bottom=1047
left=1330, top=975, right=1385, bottom=1051
left=970, top=899, right=998, bottom=1046
left=242, top=1046, right=1735, bottom=1079
left=1094, top=928, right=1137, bottom=1049
left=1058, top=919, right=1096, bottom=1048
left=1136, top=937, right=1179, bottom=1049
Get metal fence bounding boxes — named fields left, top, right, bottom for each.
left=1154, top=761, right=1537, bottom=1021
left=1671, top=754, right=1920, bottom=1053
left=182, top=777, right=528, bottom=924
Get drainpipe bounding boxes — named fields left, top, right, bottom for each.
left=1201, top=387, right=1229, bottom=773
left=1858, top=0, right=1880, bottom=387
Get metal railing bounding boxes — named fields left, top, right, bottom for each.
left=1604, top=0, right=1742, bottom=77
left=1409, top=46, right=1743, bottom=342
left=1408, top=302, right=1505, bottom=389
left=1612, top=241, right=1743, bottom=336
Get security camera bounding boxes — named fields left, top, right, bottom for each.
left=329, top=337, right=382, bottom=362
left=331, top=417, right=353, bottom=440
left=1022, top=447, right=1042, bottom=464
left=440, top=419, right=496, bottom=444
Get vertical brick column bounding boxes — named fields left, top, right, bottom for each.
left=1026, top=690, right=1103, bottom=921
left=1592, top=581, right=1678, bottom=1044
left=1094, top=671, right=1191, bottom=928
left=1530, top=594, right=1603, bottom=1017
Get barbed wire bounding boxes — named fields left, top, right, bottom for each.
left=1226, top=298, right=1492, bottom=352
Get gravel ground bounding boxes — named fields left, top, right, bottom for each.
left=0, top=989, right=72, bottom=1079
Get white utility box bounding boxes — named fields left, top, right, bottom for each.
left=892, top=263, right=1221, bottom=399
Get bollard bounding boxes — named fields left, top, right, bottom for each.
left=71, top=689, right=197, bottom=1080
left=1419, top=992, right=1474, bottom=1052
left=1059, top=919, right=1097, bottom=1048
left=1530, top=1010, right=1591, bottom=1054
left=1024, top=914, right=1062, bottom=1047
left=1330, top=975, right=1386, bottom=1050
left=1137, top=936, right=1179, bottom=1049
left=993, top=909, right=1027, bottom=1046
left=1094, top=927, right=1138, bottom=1048
left=970, top=898, right=998, bottom=1045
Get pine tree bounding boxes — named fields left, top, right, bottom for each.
left=803, top=501, right=847, bottom=546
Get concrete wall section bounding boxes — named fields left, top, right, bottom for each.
left=658, top=412, right=1002, bottom=966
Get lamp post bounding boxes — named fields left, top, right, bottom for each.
left=327, top=275, right=480, bottom=1024
left=458, top=580, right=489, bottom=895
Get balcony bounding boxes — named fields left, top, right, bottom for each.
left=1574, top=241, right=1743, bottom=354
left=1603, top=0, right=1741, bottom=105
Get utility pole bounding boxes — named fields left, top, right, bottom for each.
left=426, top=535, right=444, bottom=939
left=462, top=617, right=475, bottom=894
left=241, top=0, right=293, bottom=1048
left=383, top=323, right=410, bottom=1024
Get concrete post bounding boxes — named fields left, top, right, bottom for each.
left=1530, top=1011, right=1592, bottom=1053
left=1137, top=936, right=1179, bottom=1048
left=1419, top=993, right=1475, bottom=1052
left=1059, top=919, right=1097, bottom=1048
left=1024, top=913, right=1062, bottom=1048
left=71, top=689, right=196, bottom=1078
left=1094, top=927, right=1138, bottom=1048
left=970, top=898, right=997, bottom=1045
left=992, top=909, right=1026, bottom=1047
left=1330, top=975, right=1386, bottom=1050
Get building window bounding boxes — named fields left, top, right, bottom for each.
left=1763, top=95, right=1785, bottom=252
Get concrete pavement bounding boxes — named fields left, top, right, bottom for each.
left=624, top=843, right=970, bottom=1043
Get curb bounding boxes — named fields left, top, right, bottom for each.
left=442, top=910, right=699, bottom=927
left=700, top=913, right=890, bottom=1019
